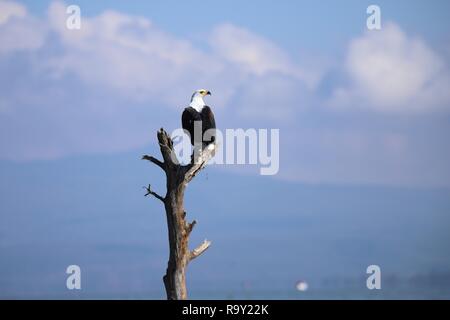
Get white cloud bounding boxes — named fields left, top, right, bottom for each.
left=210, top=23, right=297, bottom=76
left=30, top=2, right=317, bottom=116
left=210, top=23, right=320, bottom=89
left=45, top=2, right=225, bottom=106
left=42, top=3, right=316, bottom=116
left=330, top=23, right=450, bottom=113
left=0, top=0, right=26, bottom=25
left=0, top=1, right=45, bottom=53
left=0, top=1, right=315, bottom=161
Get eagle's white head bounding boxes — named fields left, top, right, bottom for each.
left=190, top=89, right=211, bottom=112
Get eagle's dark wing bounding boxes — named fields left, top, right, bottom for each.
left=182, top=107, right=201, bottom=145
left=201, top=106, right=216, bottom=144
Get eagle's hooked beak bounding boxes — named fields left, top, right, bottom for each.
left=206, top=90, right=211, bottom=96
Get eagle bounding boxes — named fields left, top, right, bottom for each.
left=182, top=89, right=216, bottom=147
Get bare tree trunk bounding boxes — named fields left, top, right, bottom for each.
left=142, top=128, right=214, bottom=300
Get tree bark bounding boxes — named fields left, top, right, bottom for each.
left=142, top=128, right=214, bottom=300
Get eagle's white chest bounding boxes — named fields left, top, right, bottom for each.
left=189, top=95, right=205, bottom=112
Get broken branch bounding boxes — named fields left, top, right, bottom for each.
left=143, top=184, right=165, bottom=202
left=142, top=155, right=165, bottom=170
left=189, top=239, right=211, bottom=262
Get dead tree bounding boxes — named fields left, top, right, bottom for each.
left=142, top=128, right=215, bottom=300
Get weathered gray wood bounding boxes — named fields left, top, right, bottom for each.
left=142, top=128, right=214, bottom=300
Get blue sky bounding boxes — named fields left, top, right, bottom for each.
left=1, top=1, right=450, bottom=298
left=1, top=0, right=450, bottom=185
left=18, top=0, right=450, bottom=55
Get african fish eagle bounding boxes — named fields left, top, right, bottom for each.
left=182, top=89, right=216, bottom=147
